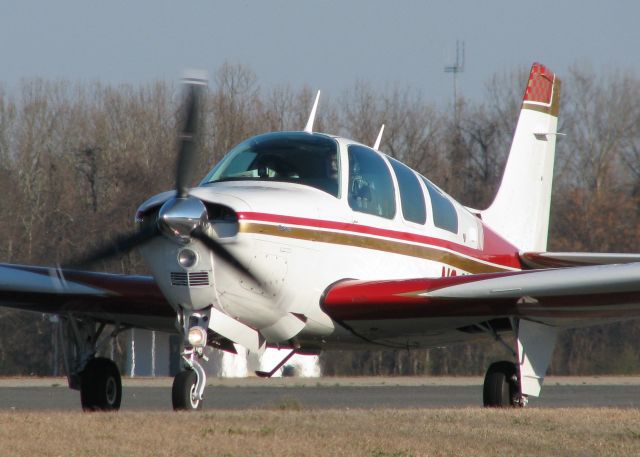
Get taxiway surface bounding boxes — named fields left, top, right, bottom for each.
left=2, top=377, right=640, bottom=410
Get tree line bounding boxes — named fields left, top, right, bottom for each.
left=1, top=62, right=639, bottom=376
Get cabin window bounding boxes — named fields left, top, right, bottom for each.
left=389, top=158, right=427, bottom=224
left=201, top=132, right=340, bottom=197
left=420, top=176, right=458, bottom=233
left=347, top=145, right=395, bottom=219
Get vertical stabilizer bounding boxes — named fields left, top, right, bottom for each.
left=481, top=63, right=561, bottom=252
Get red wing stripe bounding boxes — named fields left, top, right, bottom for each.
left=321, top=270, right=640, bottom=322
left=321, top=275, right=509, bottom=321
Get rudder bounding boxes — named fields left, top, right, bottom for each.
left=481, top=63, right=561, bottom=252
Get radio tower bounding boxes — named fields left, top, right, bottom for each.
left=444, top=40, right=465, bottom=124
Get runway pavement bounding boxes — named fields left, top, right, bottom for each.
left=2, top=376, right=640, bottom=411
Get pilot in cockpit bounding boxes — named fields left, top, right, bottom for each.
left=256, top=154, right=299, bottom=179
left=349, top=158, right=372, bottom=210
left=327, top=151, right=338, bottom=180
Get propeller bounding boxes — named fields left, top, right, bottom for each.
left=67, top=224, right=159, bottom=270
left=66, top=75, right=260, bottom=285
left=175, top=83, right=200, bottom=199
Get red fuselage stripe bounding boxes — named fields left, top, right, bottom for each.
left=237, top=212, right=522, bottom=269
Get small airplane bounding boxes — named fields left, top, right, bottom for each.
left=3, top=62, right=640, bottom=411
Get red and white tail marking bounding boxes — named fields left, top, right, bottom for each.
left=482, top=63, right=561, bottom=252
left=523, top=63, right=555, bottom=106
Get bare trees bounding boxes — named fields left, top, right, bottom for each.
left=341, top=82, right=443, bottom=172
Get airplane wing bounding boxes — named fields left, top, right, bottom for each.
left=321, top=262, right=640, bottom=348
left=520, top=251, right=640, bottom=269
left=0, top=263, right=175, bottom=333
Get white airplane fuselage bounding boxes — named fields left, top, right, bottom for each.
left=138, top=133, right=522, bottom=350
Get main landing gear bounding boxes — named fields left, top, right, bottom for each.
left=479, top=318, right=558, bottom=408
left=57, top=315, right=124, bottom=411
left=483, top=361, right=526, bottom=408
left=80, top=357, right=122, bottom=411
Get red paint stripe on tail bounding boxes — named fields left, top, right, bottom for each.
left=524, top=63, right=554, bottom=104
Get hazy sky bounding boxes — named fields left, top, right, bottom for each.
left=2, top=1, right=639, bottom=106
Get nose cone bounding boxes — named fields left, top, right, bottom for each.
left=158, top=197, right=208, bottom=243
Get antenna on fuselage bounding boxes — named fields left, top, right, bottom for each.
left=304, top=90, right=321, bottom=133
left=372, top=124, right=385, bottom=150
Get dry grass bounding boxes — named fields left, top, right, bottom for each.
left=1, top=408, right=639, bottom=456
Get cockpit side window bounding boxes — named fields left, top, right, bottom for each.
left=420, top=176, right=458, bottom=233
left=389, top=158, right=427, bottom=224
left=348, top=145, right=395, bottom=219
left=201, top=132, right=340, bottom=197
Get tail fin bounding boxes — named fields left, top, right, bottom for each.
left=481, top=63, right=561, bottom=252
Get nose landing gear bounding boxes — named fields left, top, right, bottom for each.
left=172, top=347, right=208, bottom=411
left=172, top=369, right=202, bottom=410
left=172, top=309, right=210, bottom=411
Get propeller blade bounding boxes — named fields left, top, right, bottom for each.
left=191, top=227, right=261, bottom=286
left=66, top=224, right=159, bottom=269
left=176, top=82, right=204, bottom=199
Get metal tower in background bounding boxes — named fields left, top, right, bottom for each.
left=444, top=40, right=465, bottom=122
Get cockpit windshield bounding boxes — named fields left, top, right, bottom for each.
left=201, top=132, right=340, bottom=197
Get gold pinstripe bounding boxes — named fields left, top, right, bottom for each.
left=239, top=222, right=513, bottom=274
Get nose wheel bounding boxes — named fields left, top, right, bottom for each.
left=172, top=369, right=202, bottom=410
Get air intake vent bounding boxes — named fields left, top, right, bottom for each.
left=171, top=272, right=188, bottom=286
left=171, top=271, right=210, bottom=287
left=188, top=271, right=210, bottom=286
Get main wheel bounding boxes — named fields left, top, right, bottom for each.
left=483, top=361, right=518, bottom=408
left=80, top=357, right=122, bottom=412
left=172, top=370, right=202, bottom=411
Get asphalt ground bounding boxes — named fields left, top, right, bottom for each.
left=2, top=376, right=640, bottom=411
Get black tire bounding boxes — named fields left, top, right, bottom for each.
left=483, top=361, right=518, bottom=408
left=80, top=357, right=122, bottom=412
left=172, top=370, right=202, bottom=411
